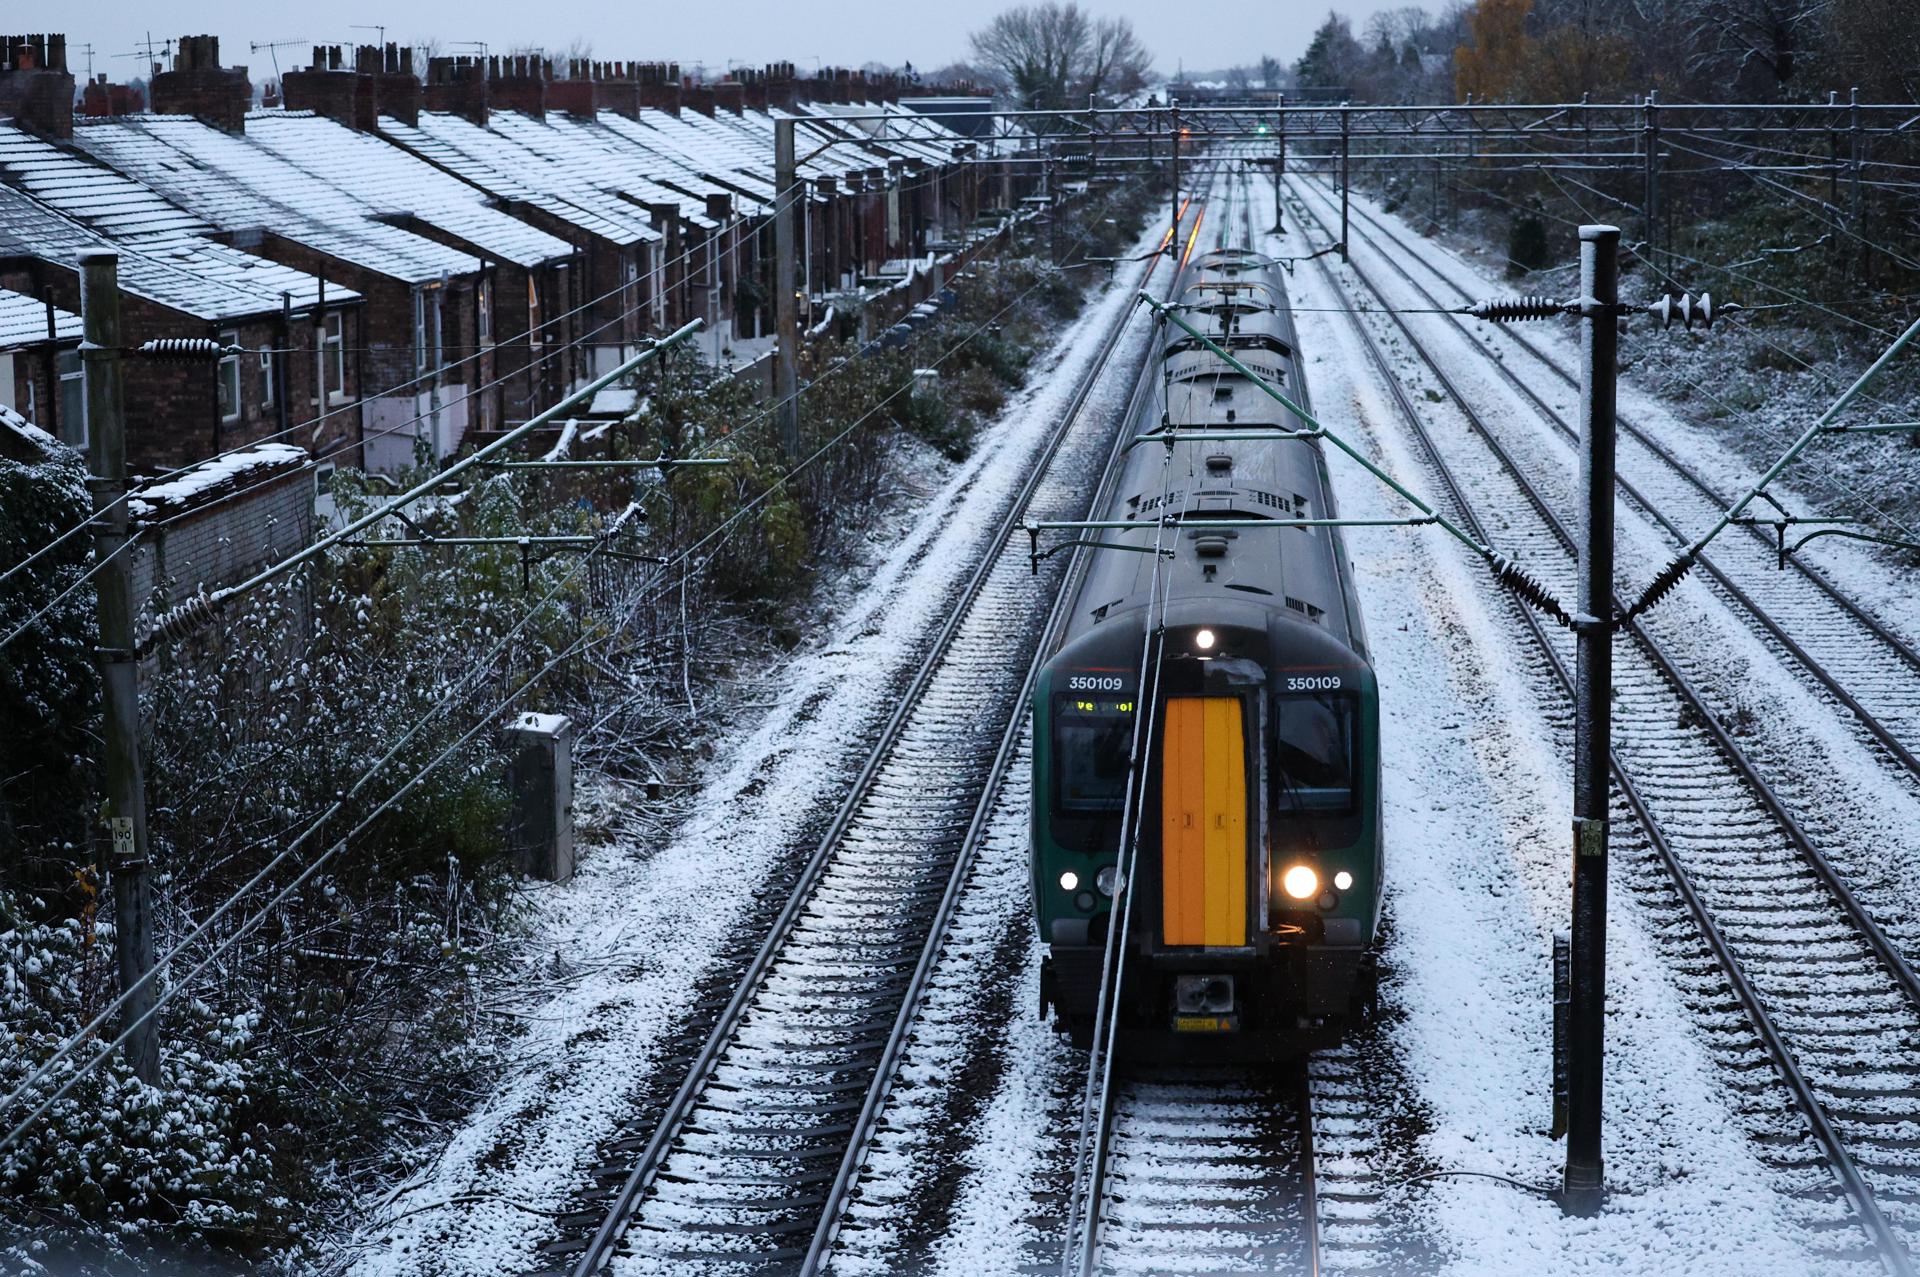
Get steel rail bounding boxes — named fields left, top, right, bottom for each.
left=1286, top=178, right=1917, bottom=1274
left=1065, top=160, right=1246, bottom=1277
left=1292, top=168, right=1920, bottom=1005
left=1069, top=159, right=1324, bottom=1277
left=1303, top=171, right=1920, bottom=780
left=1298, top=1060, right=1323, bottom=1277
left=792, top=165, right=1202, bottom=1277
left=563, top=168, right=1223, bottom=1277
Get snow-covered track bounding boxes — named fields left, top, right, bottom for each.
left=541, top=176, right=1221, bottom=1277
left=1286, top=179, right=1920, bottom=1274
left=1072, top=1065, right=1317, bottom=1277
left=1297, top=171, right=1920, bottom=783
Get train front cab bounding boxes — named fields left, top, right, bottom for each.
left=1036, top=607, right=1380, bottom=1060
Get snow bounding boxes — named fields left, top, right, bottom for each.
left=242, top=110, right=575, bottom=269
left=73, top=115, right=480, bottom=286
left=0, top=285, right=79, bottom=349
left=127, top=443, right=309, bottom=519
left=0, top=182, right=358, bottom=321
left=512, top=713, right=570, bottom=736
left=336, top=234, right=1161, bottom=1277
left=380, top=112, right=663, bottom=247
left=587, top=388, right=638, bottom=416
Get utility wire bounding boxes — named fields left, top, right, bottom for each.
left=0, top=171, right=1152, bottom=1157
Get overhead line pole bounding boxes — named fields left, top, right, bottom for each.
left=1564, top=223, right=1620, bottom=1214
left=775, top=116, right=801, bottom=460
left=80, top=249, right=159, bottom=1086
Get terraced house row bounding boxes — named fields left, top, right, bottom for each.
left=0, top=32, right=1008, bottom=479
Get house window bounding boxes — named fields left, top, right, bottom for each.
left=526, top=277, right=542, bottom=351
left=412, top=288, right=443, bottom=376
left=478, top=278, right=493, bottom=344
left=217, top=330, right=241, bottom=422
left=56, top=348, right=86, bottom=449
left=320, top=312, right=345, bottom=403
left=258, top=344, right=275, bottom=416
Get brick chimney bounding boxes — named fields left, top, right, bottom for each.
left=762, top=62, right=795, bottom=111
left=731, top=70, right=766, bottom=113
left=283, top=45, right=374, bottom=130
left=425, top=56, right=487, bottom=126
left=710, top=81, right=744, bottom=115
left=489, top=54, right=548, bottom=118
left=0, top=34, right=75, bottom=139
left=150, top=34, right=251, bottom=133
left=596, top=62, right=642, bottom=119
left=548, top=59, right=593, bottom=118
left=371, top=43, right=420, bottom=127
left=80, top=73, right=143, bottom=119
left=681, top=78, right=715, bottom=117
left=637, top=62, right=679, bottom=116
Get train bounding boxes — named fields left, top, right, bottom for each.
left=1031, top=243, right=1382, bottom=1060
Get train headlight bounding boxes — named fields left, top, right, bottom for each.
left=1334, top=871, right=1354, bottom=891
left=1194, top=628, right=1216, bottom=651
left=1096, top=866, right=1118, bottom=897
left=1281, top=865, right=1319, bottom=900
left=1059, top=871, right=1080, bottom=892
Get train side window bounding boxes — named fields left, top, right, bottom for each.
left=1053, top=694, right=1135, bottom=814
left=1273, top=691, right=1356, bottom=813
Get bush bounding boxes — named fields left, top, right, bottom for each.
left=0, top=429, right=98, bottom=892
left=0, top=890, right=278, bottom=1272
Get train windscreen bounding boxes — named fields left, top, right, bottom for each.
left=1053, top=694, right=1136, bottom=813
left=1273, top=691, right=1356, bottom=813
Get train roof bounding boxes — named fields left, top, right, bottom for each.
left=1057, top=247, right=1368, bottom=661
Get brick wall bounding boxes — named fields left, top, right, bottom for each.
left=0, top=259, right=353, bottom=473
left=130, top=454, right=314, bottom=623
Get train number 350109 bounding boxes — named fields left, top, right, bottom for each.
left=1286, top=675, right=1345, bottom=691
left=1067, top=675, right=1127, bottom=691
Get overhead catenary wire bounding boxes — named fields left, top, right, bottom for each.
left=0, top=169, right=1152, bottom=1157
left=0, top=176, right=823, bottom=584
left=1, top=151, right=1007, bottom=594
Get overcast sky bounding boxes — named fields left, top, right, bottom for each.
left=23, top=1, right=1420, bottom=84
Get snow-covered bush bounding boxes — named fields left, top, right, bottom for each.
left=0, top=890, right=279, bottom=1272
left=0, top=422, right=98, bottom=890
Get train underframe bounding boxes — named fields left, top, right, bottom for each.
left=1041, top=938, right=1378, bottom=1062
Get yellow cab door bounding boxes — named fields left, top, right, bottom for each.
left=1161, top=696, right=1248, bottom=947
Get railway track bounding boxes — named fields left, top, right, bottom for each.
left=1063, top=1066, right=1317, bottom=1277
left=1283, top=172, right=1920, bottom=1274
left=540, top=170, right=1222, bottom=1277
left=817, top=164, right=1344, bottom=1277
left=1050, top=163, right=1334, bottom=1277
left=1298, top=169, right=1920, bottom=782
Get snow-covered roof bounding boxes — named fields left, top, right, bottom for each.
left=128, top=441, right=309, bottom=519
left=0, top=285, right=80, bottom=349
left=381, top=111, right=664, bottom=247
left=72, top=115, right=480, bottom=285
left=487, top=110, right=722, bottom=229
left=0, top=183, right=361, bottom=321
left=604, top=109, right=779, bottom=207
left=0, top=120, right=349, bottom=312
left=0, top=122, right=214, bottom=242
left=242, top=110, right=575, bottom=269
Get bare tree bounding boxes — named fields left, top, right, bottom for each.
left=1083, top=14, right=1153, bottom=103
left=970, top=3, right=1153, bottom=109
left=1258, top=55, right=1284, bottom=89
left=1678, top=0, right=1822, bottom=96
